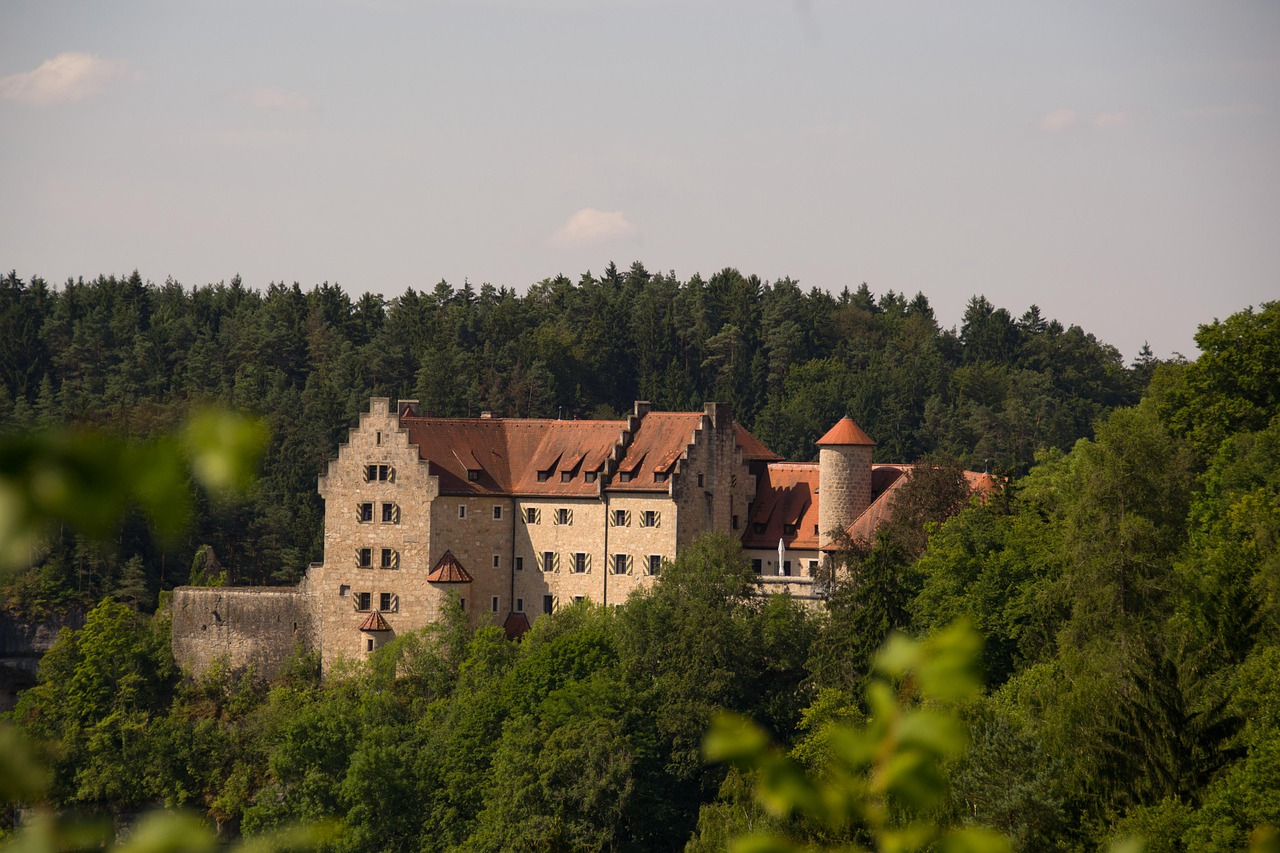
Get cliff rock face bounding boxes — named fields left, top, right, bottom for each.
left=0, top=610, right=85, bottom=711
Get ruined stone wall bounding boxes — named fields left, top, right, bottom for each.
left=170, top=587, right=311, bottom=680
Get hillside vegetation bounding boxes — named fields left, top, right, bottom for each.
left=1, top=266, right=1143, bottom=610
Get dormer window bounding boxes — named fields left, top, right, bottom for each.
left=467, top=469, right=480, bottom=482
left=618, top=472, right=632, bottom=483
left=537, top=470, right=550, bottom=482
left=561, top=471, right=573, bottom=483
left=753, top=523, right=767, bottom=535
left=584, top=471, right=596, bottom=483
left=783, top=524, right=797, bottom=536
left=654, top=472, right=667, bottom=483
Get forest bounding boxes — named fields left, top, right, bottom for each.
left=2, top=267, right=1278, bottom=851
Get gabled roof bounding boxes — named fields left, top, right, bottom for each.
left=742, top=462, right=821, bottom=549
left=736, top=423, right=782, bottom=461
left=610, top=412, right=703, bottom=492
left=426, top=550, right=473, bottom=583
left=816, top=416, right=876, bottom=447
left=402, top=417, right=625, bottom=497
left=358, top=610, right=391, bottom=632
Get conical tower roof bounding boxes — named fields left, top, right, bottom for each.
left=426, top=550, right=473, bottom=583
left=816, top=416, right=876, bottom=447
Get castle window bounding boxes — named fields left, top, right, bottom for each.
left=613, top=553, right=629, bottom=575
left=561, top=471, right=573, bottom=483
left=458, top=505, right=467, bottom=519
left=732, top=515, right=739, bottom=530
left=515, top=556, right=524, bottom=571
left=782, top=561, right=792, bottom=577
left=611, top=509, right=630, bottom=527
left=654, top=471, right=667, bottom=483
left=542, top=595, right=554, bottom=614
left=814, top=524, right=819, bottom=535
left=379, top=592, right=396, bottom=612
left=751, top=559, right=762, bottom=574
left=618, top=472, right=632, bottom=483
left=541, top=551, right=556, bottom=572
left=339, top=584, right=350, bottom=596
left=697, top=473, right=704, bottom=487
left=459, top=597, right=465, bottom=611
left=783, top=524, right=796, bottom=536
left=753, top=522, right=767, bottom=535
left=516, top=597, right=524, bottom=612
left=491, top=596, right=499, bottom=612
left=640, top=510, right=660, bottom=528
left=584, top=471, right=596, bottom=483
left=357, top=548, right=372, bottom=568
left=355, top=592, right=371, bottom=611
left=572, top=552, right=588, bottom=573
left=380, top=548, right=398, bottom=569
left=468, top=469, right=480, bottom=482
left=492, top=555, right=500, bottom=569
left=376, top=431, right=382, bottom=446
left=537, top=470, right=550, bottom=482
left=526, top=507, right=540, bottom=524
left=364, top=464, right=393, bottom=482
left=554, top=508, right=572, bottom=526
left=357, top=502, right=373, bottom=523
left=648, top=555, right=662, bottom=576
left=367, top=638, right=374, bottom=652
left=493, top=505, right=503, bottom=520
left=574, top=595, right=585, bottom=604
left=808, top=560, right=819, bottom=573
left=382, top=502, right=398, bottom=523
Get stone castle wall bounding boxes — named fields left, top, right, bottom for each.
left=170, top=587, right=311, bottom=679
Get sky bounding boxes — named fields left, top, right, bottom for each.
left=1, top=1, right=1277, bottom=361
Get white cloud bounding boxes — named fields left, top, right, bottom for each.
left=1038, top=108, right=1078, bottom=132
left=550, top=208, right=638, bottom=248
left=0, top=52, right=129, bottom=106
left=1091, top=111, right=1127, bottom=129
left=227, top=87, right=313, bottom=112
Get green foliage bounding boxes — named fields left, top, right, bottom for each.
left=703, top=621, right=1010, bottom=853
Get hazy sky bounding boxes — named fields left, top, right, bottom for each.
left=2, top=1, right=1277, bottom=360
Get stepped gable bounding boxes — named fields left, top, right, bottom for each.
left=400, top=415, right=626, bottom=496
left=358, top=610, right=391, bottom=632
left=816, top=416, right=876, bottom=447
left=609, top=412, right=704, bottom=491
left=426, top=550, right=473, bottom=583
left=742, top=462, right=820, bottom=550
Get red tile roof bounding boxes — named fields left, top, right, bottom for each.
left=402, top=417, right=625, bottom=497
left=358, top=610, right=391, bottom=632
left=401, top=406, right=778, bottom=497
left=426, top=550, right=473, bottom=583
left=502, top=611, right=531, bottom=640
left=816, top=417, right=876, bottom=447
left=742, top=462, right=821, bottom=549
left=735, top=423, right=782, bottom=461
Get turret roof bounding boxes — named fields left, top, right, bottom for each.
left=358, top=610, right=391, bottom=632
left=426, top=550, right=473, bottom=583
left=816, top=417, right=876, bottom=447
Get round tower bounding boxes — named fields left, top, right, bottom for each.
left=816, top=416, right=876, bottom=551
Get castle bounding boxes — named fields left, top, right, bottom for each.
left=172, top=398, right=985, bottom=676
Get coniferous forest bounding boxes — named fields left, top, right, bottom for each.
left=2, top=267, right=1278, bottom=851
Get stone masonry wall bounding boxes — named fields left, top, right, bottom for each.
left=170, top=587, right=311, bottom=679
left=312, top=397, right=438, bottom=671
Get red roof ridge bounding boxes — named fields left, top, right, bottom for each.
left=816, top=417, right=876, bottom=447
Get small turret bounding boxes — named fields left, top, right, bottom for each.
left=816, top=416, right=876, bottom=550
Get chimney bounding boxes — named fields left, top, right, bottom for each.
left=703, top=401, right=731, bottom=430
left=633, top=401, right=652, bottom=419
